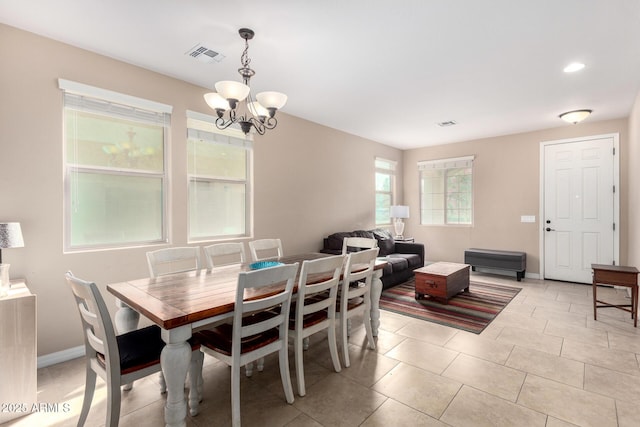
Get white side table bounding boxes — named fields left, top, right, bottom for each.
left=0, top=280, right=37, bottom=423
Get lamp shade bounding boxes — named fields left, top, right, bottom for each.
left=203, top=92, right=230, bottom=110
left=215, top=81, right=250, bottom=102
left=256, top=91, right=288, bottom=110
left=559, top=109, right=592, bottom=124
left=390, top=205, right=410, bottom=219
left=248, top=101, right=269, bottom=118
left=0, top=223, right=24, bottom=249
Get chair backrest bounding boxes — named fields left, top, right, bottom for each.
left=203, top=243, right=247, bottom=269
left=146, top=247, right=202, bottom=278
left=294, top=255, right=345, bottom=327
left=232, top=263, right=299, bottom=355
left=248, top=238, right=283, bottom=262
left=341, top=237, right=378, bottom=255
left=340, top=247, right=380, bottom=303
left=65, top=271, right=118, bottom=374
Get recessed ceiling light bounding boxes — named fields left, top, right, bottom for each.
left=563, top=62, right=585, bottom=73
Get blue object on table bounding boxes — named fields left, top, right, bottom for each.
left=249, top=261, right=284, bottom=270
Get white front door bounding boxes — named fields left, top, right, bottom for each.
left=542, top=135, right=617, bottom=283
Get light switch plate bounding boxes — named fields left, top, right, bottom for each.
left=521, top=215, right=536, bottom=223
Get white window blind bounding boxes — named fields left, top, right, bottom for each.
left=417, top=156, right=474, bottom=170
left=60, top=80, right=169, bottom=251
left=187, top=111, right=252, bottom=241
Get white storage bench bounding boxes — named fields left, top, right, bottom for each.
left=464, top=248, right=527, bottom=281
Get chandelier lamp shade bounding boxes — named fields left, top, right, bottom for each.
left=204, top=28, right=287, bottom=135
left=559, top=109, right=592, bottom=124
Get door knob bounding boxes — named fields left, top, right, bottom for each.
left=546, top=227, right=555, bottom=232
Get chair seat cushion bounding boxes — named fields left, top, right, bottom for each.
left=336, top=297, right=364, bottom=311
left=97, top=325, right=199, bottom=375
left=115, top=325, right=165, bottom=374
left=195, top=312, right=280, bottom=357
left=288, top=308, right=329, bottom=330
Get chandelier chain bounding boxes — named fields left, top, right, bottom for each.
left=238, top=35, right=255, bottom=82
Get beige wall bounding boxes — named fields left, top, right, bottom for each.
left=3, top=22, right=638, bottom=358
left=403, top=119, right=629, bottom=275
left=0, top=24, right=402, bottom=356
left=627, top=90, right=640, bottom=267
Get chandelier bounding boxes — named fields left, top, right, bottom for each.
left=204, top=28, right=287, bottom=135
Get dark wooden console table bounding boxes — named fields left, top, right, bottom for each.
left=592, top=264, right=639, bottom=327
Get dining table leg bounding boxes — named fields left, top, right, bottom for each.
left=161, top=326, right=192, bottom=427
left=114, top=298, right=140, bottom=333
left=370, top=269, right=383, bottom=336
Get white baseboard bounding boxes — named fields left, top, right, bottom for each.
left=37, top=345, right=85, bottom=369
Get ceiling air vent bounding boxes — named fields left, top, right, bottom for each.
left=186, top=44, right=225, bottom=63
left=437, top=120, right=457, bottom=127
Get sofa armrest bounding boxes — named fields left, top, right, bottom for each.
left=320, top=248, right=342, bottom=256
left=394, top=242, right=425, bottom=267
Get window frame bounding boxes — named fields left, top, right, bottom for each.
left=60, top=79, right=170, bottom=252
left=418, top=156, right=474, bottom=226
left=375, top=157, right=397, bottom=227
left=186, top=110, right=253, bottom=242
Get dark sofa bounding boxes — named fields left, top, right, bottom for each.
left=320, top=228, right=425, bottom=289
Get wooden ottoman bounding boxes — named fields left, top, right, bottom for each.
left=414, top=262, right=470, bottom=303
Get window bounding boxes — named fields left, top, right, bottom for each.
left=419, top=156, right=474, bottom=225
left=187, top=111, right=252, bottom=241
left=375, top=158, right=396, bottom=226
left=60, top=80, right=170, bottom=251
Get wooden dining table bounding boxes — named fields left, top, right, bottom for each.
left=107, top=252, right=387, bottom=427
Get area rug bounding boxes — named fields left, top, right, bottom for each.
left=379, top=278, right=521, bottom=334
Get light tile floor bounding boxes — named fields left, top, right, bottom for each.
left=4, top=273, right=640, bottom=427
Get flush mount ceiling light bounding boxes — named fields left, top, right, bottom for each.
left=563, top=62, right=585, bottom=73
left=204, top=28, right=287, bottom=135
left=559, top=109, right=592, bottom=124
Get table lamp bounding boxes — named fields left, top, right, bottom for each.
left=390, top=205, right=409, bottom=240
left=0, top=222, right=25, bottom=297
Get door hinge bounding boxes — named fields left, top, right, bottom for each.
left=613, top=147, right=616, bottom=155
left=613, top=222, right=616, bottom=231
left=613, top=260, right=616, bottom=265
left=613, top=185, right=616, bottom=193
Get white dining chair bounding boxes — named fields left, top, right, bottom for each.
left=248, top=238, right=283, bottom=262
left=203, top=242, right=247, bottom=269
left=140, top=246, right=202, bottom=392
left=204, top=242, right=263, bottom=376
left=146, top=246, right=202, bottom=278
left=289, top=255, right=344, bottom=396
left=341, top=237, right=378, bottom=254
left=336, top=247, right=379, bottom=367
left=65, top=271, right=203, bottom=427
left=194, top=263, right=298, bottom=427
